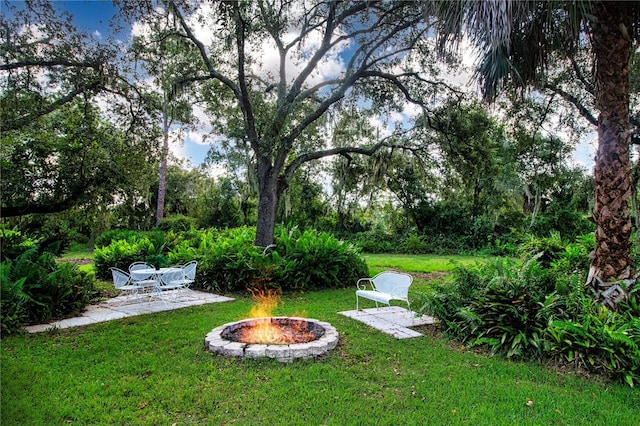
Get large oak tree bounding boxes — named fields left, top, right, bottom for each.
left=122, top=0, right=447, bottom=247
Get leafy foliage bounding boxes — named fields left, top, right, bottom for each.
left=1, top=98, right=158, bottom=218
left=93, top=231, right=170, bottom=279
left=1, top=230, right=95, bottom=335
left=157, top=215, right=197, bottom=232
left=94, top=227, right=368, bottom=293
left=418, top=246, right=639, bottom=386
left=547, top=296, right=640, bottom=387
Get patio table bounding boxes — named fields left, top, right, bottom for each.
left=135, top=267, right=183, bottom=296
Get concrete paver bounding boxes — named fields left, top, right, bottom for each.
left=25, top=290, right=235, bottom=333
left=339, top=306, right=435, bottom=339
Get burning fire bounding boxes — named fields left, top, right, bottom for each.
left=246, top=287, right=281, bottom=318
left=239, top=288, right=316, bottom=344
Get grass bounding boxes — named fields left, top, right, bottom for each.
left=2, top=254, right=638, bottom=425
left=58, top=243, right=94, bottom=260
left=364, top=253, right=488, bottom=275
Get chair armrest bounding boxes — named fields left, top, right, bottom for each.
left=357, top=278, right=373, bottom=290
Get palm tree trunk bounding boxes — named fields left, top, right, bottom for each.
left=586, top=2, right=634, bottom=307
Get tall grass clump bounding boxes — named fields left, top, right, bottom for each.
left=418, top=234, right=640, bottom=387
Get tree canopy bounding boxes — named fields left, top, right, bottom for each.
left=425, top=0, right=640, bottom=305
left=119, top=0, right=460, bottom=246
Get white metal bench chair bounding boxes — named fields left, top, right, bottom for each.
left=356, top=271, right=413, bottom=313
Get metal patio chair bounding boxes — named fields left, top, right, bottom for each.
left=110, top=267, right=148, bottom=304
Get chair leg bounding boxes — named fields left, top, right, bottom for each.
left=406, top=301, right=414, bottom=323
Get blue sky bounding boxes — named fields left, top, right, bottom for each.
left=56, top=0, right=116, bottom=34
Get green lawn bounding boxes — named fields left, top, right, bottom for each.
left=2, top=254, right=638, bottom=425
left=364, top=253, right=487, bottom=273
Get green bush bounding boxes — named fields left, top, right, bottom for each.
left=273, top=227, right=368, bottom=291
left=95, top=226, right=368, bottom=293
left=94, top=238, right=149, bottom=279
left=94, top=231, right=171, bottom=279
left=0, top=263, right=30, bottom=336
left=347, top=229, right=400, bottom=253
left=529, top=208, right=595, bottom=240
left=179, top=226, right=368, bottom=293
left=190, top=227, right=262, bottom=293
left=158, top=215, right=197, bottom=232
left=421, top=257, right=557, bottom=359
left=400, top=234, right=429, bottom=254
left=1, top=240, right=95, bottom=335
left=418, top=245, right=639, bottom=387
left=94, top=229, right=139, bottom=248
left=518, top=231, right=568, bottom=268
left=0, top=226, right=36, bottom=261
left=547, top=288, right=640, bottom=387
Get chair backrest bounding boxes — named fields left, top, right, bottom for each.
left=110, top=267, right=131, bottom=290
left=161, top=269, right=185, bottom=286
left=182, top=261, right=197, bottom=280
left=372, top=272, right=412, bottom=298
left=129, top=262, right=153, bottom=280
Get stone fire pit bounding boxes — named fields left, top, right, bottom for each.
left=205, top=317, right=339, bottom=363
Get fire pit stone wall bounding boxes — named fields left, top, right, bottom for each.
left=205, top=317, right=339, bottom=363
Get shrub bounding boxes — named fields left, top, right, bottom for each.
left=420, top=257, right=557, bottom=359
left=547, top=295, right=640, bottom=387
left=550, top=234, right=594, bottom=275
left=94, top=229, right=140, bottom=248
left=1, top=240, right=95, bottom=335
left=191, top=227, right=263, bottom=293
left=273, top=227, right=368, bottom=291
left=518, top=231, right=568, bottom=268
left=0, top=226, right=36, bottom=261
left=94, top=231, right=171, bottom=279
left=418, top=240, right=639, bottom=387
left=529, top=208, right=595, bottom=240
left=158, top=215, right=197, bottom=232
left=96, top=226, right=368, bottom=293
left=400, top=235, right=429, bottom=254
left=94, top=238, right=148, bottom=279
left=347, top=229, right=400, bottom=253
left=0, top=263, right=30, bottom=336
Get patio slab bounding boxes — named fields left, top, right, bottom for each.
left=339, top=306, right=435, bottom=339
left=25, top=290, right=235, bottom=333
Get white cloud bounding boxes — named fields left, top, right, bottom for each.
left=249, top=27, right=349, bottom=89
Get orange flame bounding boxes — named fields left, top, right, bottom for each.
left=239, top=288, right=314, bottom=344
left=246, top=287, right=281, bottom=318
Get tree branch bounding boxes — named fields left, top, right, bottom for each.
left=283, top=140, right=391, bottom=183
left=2, top=80, right=102, bottom=132
left=167, top=0, right=241, bottom=98
left=543, top=83, right=598, bottom=126
left=0, top=59, right=102, bottom=71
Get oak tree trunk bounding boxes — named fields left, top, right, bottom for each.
left=587, top=2, right=635, bottom=307
left=255, top=161, right=281, bottom=248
